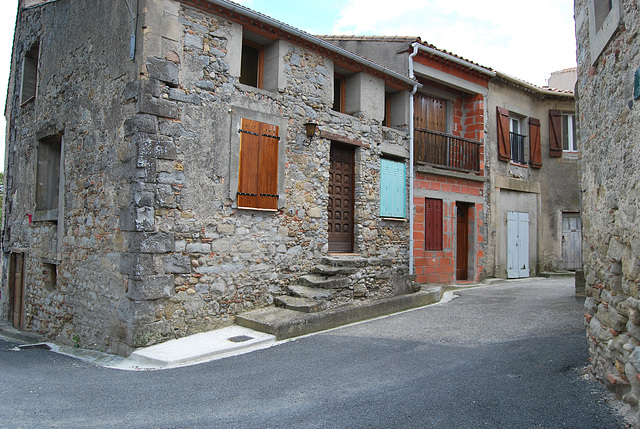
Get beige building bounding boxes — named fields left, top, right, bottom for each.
left=485, top=73, right=580, bottom=278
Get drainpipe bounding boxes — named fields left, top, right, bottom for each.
left=124, top=0, right=138, bottom=60
left=408, top=42, right=420, bottom=277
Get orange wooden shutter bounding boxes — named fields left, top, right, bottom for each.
left=238, top=119, right=279, bottom=210
left=238, top=119, right=261, bottom=208
left=497, top=106, right=510, bottom=161
left=529, top=118, right=542, bottom=168
left=257, top=122, right=279, bottom=210
left=549, top=109, right=562, bottom=157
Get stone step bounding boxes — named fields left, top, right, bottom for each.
left=287, top=284, right=336, bottom=300
left=274, top=295, right=327, bottom=313
left=236, top=287, right=444, bottom=340
left=298, top=274, right=349, bottom=289
left=321, top=256, right=392, bottom=268
left=311, top=264, right=358, bottom=276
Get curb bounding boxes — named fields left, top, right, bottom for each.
left=236, top=287, right=443, bottom=340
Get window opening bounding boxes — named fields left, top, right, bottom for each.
left=240, top=40, right=263, bottom=88
left=21, top=41, right=40, bottom=105
left=509, top=117, right=525, bottom=164
left=562, top=114, right=577, bottom=151
left=35, top=135, right=62, bottom=218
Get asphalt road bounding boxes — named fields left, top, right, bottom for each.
left=0, top=277, right=630, bottom=428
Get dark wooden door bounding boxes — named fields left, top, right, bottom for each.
left=328, top=143, right=354, bottom=253
left=9, top=252, right=25, bottom=330
left=456, top=204, right=469, bottom=280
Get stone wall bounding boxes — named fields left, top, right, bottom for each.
left=1, top=0, right=137, bottom=354
left=575, top=0, right=640, bottom=419
left=2, top=0, right=411, bottom=355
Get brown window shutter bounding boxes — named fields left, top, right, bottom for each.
left=425, top=198, right=443, bottom=251
left=529, top=118, right=542, bottom=168
left=238, top=119, right=279, bottom=210
left=549, top=109, right=562, bottom=157
left=257, top=122, right=279, bottom=210
left=496, top=106, right=510, bottom=161
left=238, top=119, right=261, bottom=209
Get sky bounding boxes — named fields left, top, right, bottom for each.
left=0, top=0, right=578, bottom=171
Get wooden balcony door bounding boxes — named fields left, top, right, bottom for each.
left=414, top=93, right=448, bottom=165
left=328, top=143, right=355, bottom=253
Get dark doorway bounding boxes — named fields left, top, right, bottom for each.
left=328, top=143, right=355, bottom=253
left=9, top=252, right=25, bottom=330
left=456, top=203, right=471, bottom=281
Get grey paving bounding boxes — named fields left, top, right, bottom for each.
left=0, top=277, right=631, bottom=428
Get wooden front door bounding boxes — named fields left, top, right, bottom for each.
left=562, top=213, right=582, bottom=270
left=456, top=203, right=469, bottom=280
left=328, top=143, right=354, bottom=253
left=9, top=252, right=25, bottom=330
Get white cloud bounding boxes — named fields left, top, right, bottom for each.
left=332, top=0, right=577, bottom=85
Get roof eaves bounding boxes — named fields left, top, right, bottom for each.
left=183, top=0, right=421, bottom=88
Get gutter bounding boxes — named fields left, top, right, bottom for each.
left=190, top=0, right=419, bottom=88
left=408, top=43, right=420, bottom=277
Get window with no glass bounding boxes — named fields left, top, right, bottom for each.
left=240, top=40, right=263, bottom=88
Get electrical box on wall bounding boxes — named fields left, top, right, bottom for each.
left=635, top=67, right=640, bottom=100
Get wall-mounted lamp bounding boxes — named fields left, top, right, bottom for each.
left=304, top=122, right=319, bottom=144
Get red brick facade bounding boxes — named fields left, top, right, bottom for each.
left=413, top=50, right=489, bottom=285
left=413, top=174, right=485, bottom=284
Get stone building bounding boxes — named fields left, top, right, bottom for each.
left=485, top=73, right=580, bottom=278
left=1, top=0, right=418, bottom=355
left=321, top=36, right=491, bottom=285
left=575, top=0, right=640, bottom=418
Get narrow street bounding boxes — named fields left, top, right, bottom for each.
left=0, top=277, right=629, bottom=428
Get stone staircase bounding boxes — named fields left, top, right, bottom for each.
left=236, top=255, right=443, bottom=340
left=273, top=256, right=381, bottom=313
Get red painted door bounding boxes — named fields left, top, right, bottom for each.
left=456, top=203, right=469, bottom=280
left=328, top=143, right=354, bottom=253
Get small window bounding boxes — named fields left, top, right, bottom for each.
left=237, top=118, right=279, bottom=210
left=333, top=73, right=345, bottom=113
left=21, top=41, right=40, bottom=105
left=383, top=92, right=391, bottom=127
left=240, top=40, right=263, bottom=88
left=425, top=198, right=443, bottom=251
left=562, top=114, right=577, bottom=151
left=380, top=158, right=406, bottom=218
left=594, top=0, right=613, bottom=31
left=35, top=135, right=62, bottom=219
left=509, top=117, right=526, bottom=164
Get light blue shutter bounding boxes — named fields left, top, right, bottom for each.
left=380, top=159, right=406, bottom=218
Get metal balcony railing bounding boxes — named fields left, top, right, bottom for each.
left=414, top=129, right=481, bottom=173
left=510, top=132, right=526, bottom=164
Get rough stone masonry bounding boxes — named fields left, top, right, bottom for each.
left=575, top=0, right=640, bottom=421
left=1, top=0, right=413, bottom=356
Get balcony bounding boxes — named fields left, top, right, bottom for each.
left=414, top=129, right=481, bottom=173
